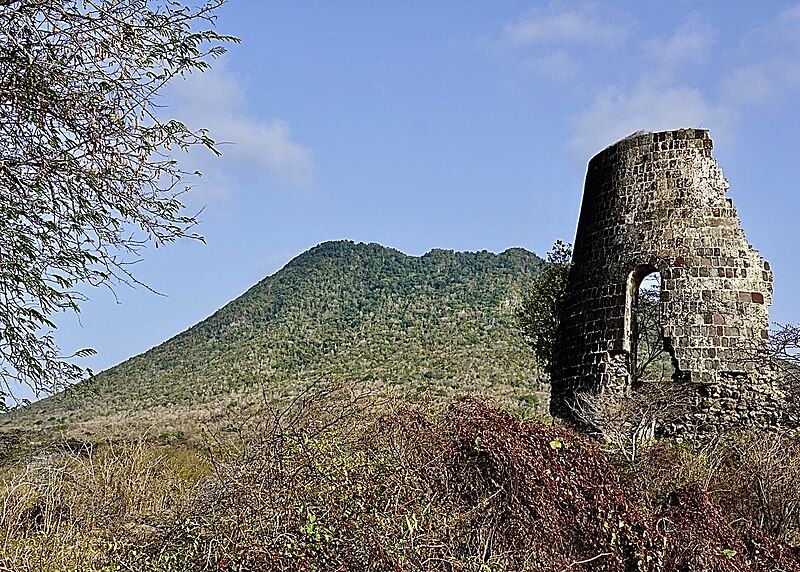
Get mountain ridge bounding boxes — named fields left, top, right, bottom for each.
left=3, top=240, right=548, bottom=438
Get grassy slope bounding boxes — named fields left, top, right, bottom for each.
left=3, top=240, right=546, bottom=439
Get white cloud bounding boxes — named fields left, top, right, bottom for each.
left=498, top=4, right=628, bottom=83
left=568, top=14, right=725, bottom=157
left=571, top=79, right=729, bottom=157
left=722, top=63, right=779, bottom=108
left=169, top=62, right=313, bottom=197
left=496, top=3, right=800, bottom=159
left=210, top=118, right=313, bottom=188
left=521, top=49, right=581, bottom=82
left=644, top=14, right=716, bottom=74
left=721, top=5, right=800, bottom=109
left=503, top=5, right=626, bottom=46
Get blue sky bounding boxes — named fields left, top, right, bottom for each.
left=52, top=1, right=800, bottom=385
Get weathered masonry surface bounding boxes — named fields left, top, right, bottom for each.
left=550, top=129, right=783, bottom=433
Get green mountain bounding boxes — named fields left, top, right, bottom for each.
left=4, top=240, right=546, bottom=437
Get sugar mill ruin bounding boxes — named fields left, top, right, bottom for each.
left=550, top=128, right=794, bottom=436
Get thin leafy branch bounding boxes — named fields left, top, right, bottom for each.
left=0, top=0, right=239, bottom=404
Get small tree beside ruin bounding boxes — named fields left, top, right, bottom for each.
left=515, top=240, right=572, bottom=374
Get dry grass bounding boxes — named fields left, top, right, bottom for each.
left=621, top=430, right=800, bottom=544
left=0, top=439, right=210, bottom=571
left=121, top=395, right=800, bottom=571
left=0, top=391, right=798, bottom=571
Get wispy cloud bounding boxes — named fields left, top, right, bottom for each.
left=571, top=80, right=728, bottom=156
left=498, top=3, right=628, bottom=83
left=209, top=117, right=313, bottom=188
left=169, top=61, right=313, bottom=204
left=503, top=4, right=626, bottom=46
left=721, top=4, right=800, bottom=108
left=520, top=48, right=581, bottom=83
left=643, top=13, right=716, bottom=76
left=572, top=13, right=723, bottom=156
left=497, top=4, right=800, bottom=158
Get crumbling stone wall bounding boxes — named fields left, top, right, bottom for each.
left=550, top=129, right=783, bottom=433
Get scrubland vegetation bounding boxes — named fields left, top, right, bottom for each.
left=3, top=243, right=800, bottom=570
left=2, top=386, right=799, bottom=571
left=5, top=242, right=545, bottom=439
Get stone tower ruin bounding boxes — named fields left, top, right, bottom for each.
left=550, top=129, right=782, bottom=434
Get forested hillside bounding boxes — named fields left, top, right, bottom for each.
left=4, top=241, right=546, bottom=437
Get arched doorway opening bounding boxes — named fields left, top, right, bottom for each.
left=623, top=265, right=675, bottom=388
left=629, top=269, right=673, bottom=387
